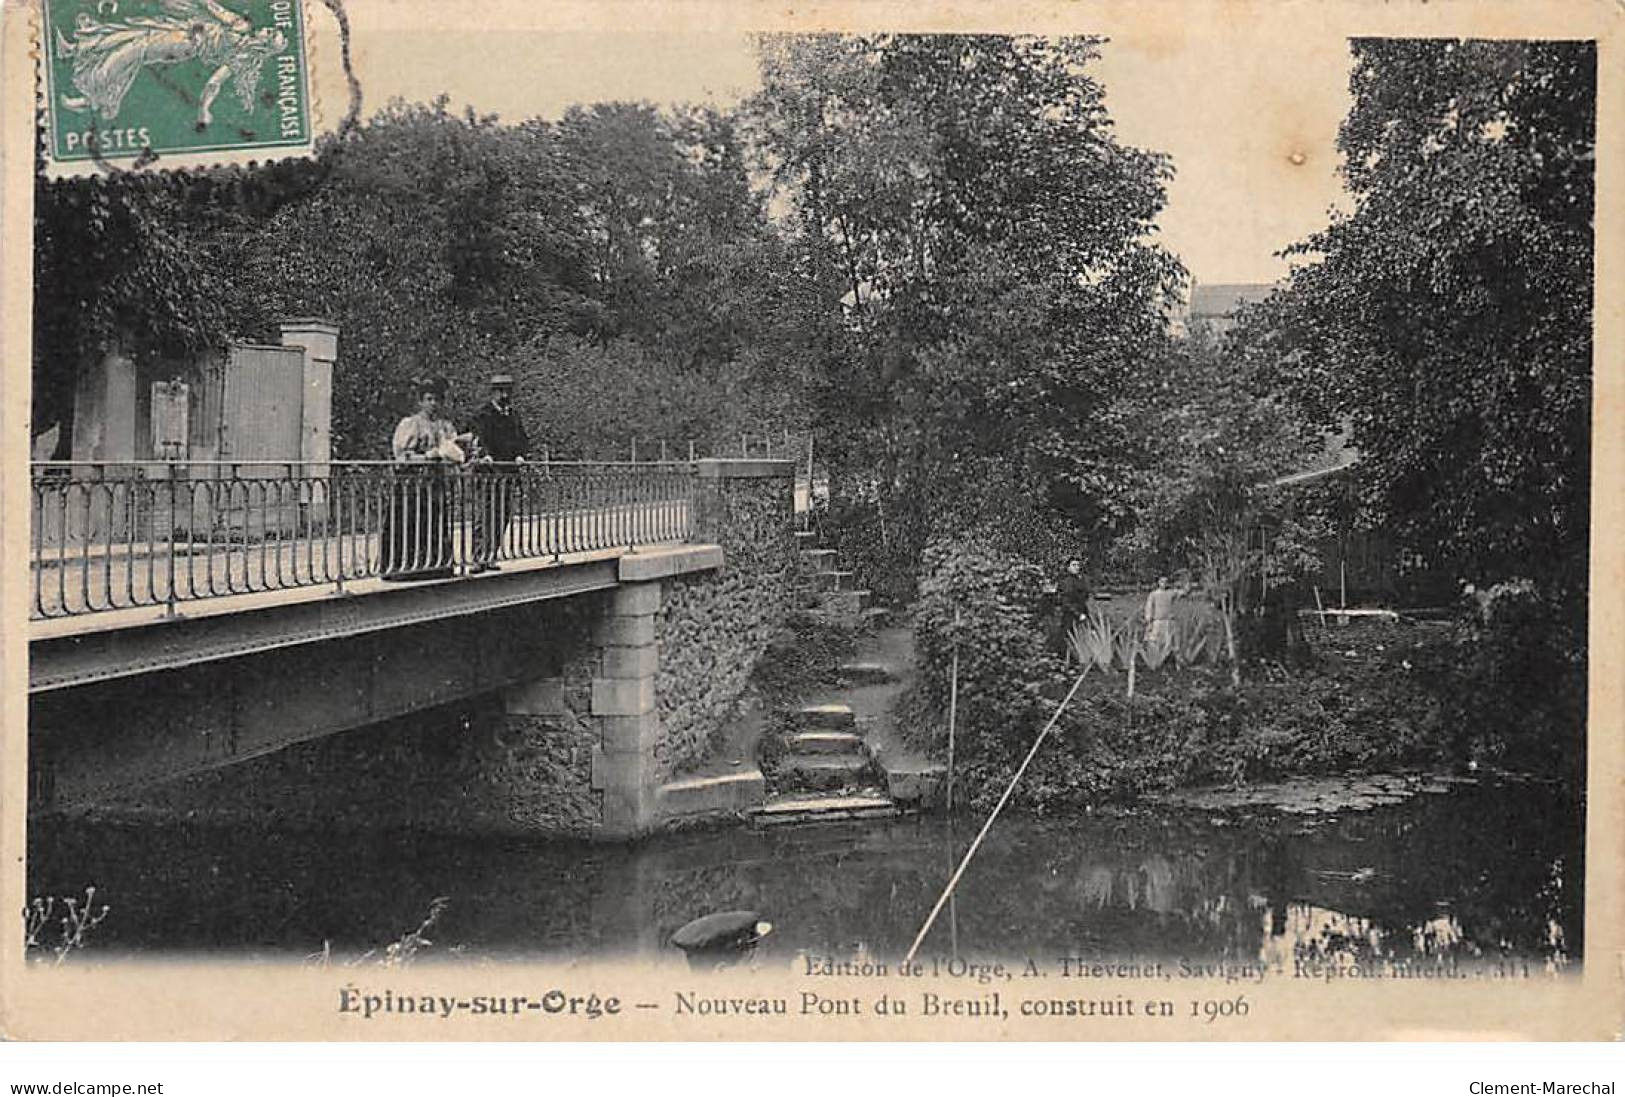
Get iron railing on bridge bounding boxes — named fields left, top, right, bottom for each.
left=30, top=460, right=696, bottom=620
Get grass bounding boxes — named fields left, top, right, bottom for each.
left=307, top=896, right=452, bottom=968
left=24, top=886, right=110, bottom=964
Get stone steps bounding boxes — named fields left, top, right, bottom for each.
left=749, top=792, right=899, bottom=827
left=785, top=730, right=866, bottom=756
left=776, top=753, right=874, bottom=790
left=794, top=546, right=837, bottom=612
left=755, top=536, right=906, bottom=825
left=790, top=702, right=856, bottom=730
left=818, top=589, right=869, bottom=616
left=658, top=770, right=768, bottom=820
left=802, top=606, right=890, bottom=628
left=836, top=661, right=896, bottom=686
left=790, top=526, right=888, bottom=627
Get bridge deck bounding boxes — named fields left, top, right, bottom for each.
left=31, top=539, right=675, bottom=642
left=31, top=500, right=690, bottom=624
left=29, top=539, right=724, bottom=695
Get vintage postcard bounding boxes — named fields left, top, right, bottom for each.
left=2, top=0, right=1621, bottom=1043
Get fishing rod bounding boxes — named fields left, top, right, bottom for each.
left=903, top=667, right=1092, bottom=966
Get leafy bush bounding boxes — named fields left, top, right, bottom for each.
left=897, top=537, right=1060, bottom=761
left=1413, top=583, right=1586, bottom=783
left=1066, top=603, right=1227, bottom=676
left=943, top=655, right=1451, bottom=816
left=1068, top=612, right=1120, bottom=673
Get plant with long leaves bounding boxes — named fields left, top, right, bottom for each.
left=1067, top=610, right=1120, bottom=674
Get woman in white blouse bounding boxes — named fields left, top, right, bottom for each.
left=382, top=377, right=467, bottom=579
left=391, top=377, right=463, bottom=463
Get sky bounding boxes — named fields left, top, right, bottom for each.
left=309, top=10, right=1356, bottom=289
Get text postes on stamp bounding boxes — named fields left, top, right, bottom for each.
left=40, top=0, right=314, bottom=174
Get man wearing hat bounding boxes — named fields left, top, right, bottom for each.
left=469, top=372, right=532, bottom=573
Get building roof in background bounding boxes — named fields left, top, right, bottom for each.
left=1189, top=282, right=1274, bottom=318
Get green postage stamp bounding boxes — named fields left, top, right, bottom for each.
left=40, top=0, right=315, bottom=173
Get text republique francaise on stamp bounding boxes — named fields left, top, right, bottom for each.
left=39, top=0, right=313, bottom=174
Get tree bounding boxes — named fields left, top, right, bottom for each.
left=1246, top=39, right=1594, bottom=603
left=32, top=170, right=236, bottom=451
left=209, top=97, right=818, bottom=457
left=748, top=35, right=1182, bottom=594
left=1227, top=39, right=1591, bottom=780
left=552, top=102, right=830, bottom=430
left=212, top=100, right=601, bottom=455
left=1130, top=331, right=1327, bottom=680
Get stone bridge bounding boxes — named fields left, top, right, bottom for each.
left=28, top=458, right=800, bottom=839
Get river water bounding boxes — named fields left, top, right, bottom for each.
left=28, top=779, right=1579, bottom=971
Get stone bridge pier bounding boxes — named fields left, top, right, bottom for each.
left=502, top=561, right=702, bottom=839
left=35, top=458, right=799, bottom=841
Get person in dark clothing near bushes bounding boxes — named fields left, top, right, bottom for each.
left=1050, top=558, right=1093, bottom=657
left=469, top=373, right=531, bottom=572
left=1059, top=559, right=1092, bottom=625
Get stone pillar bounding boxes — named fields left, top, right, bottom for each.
left=500, top=639, right=602, bottom=837
left=278, top=318, right=338, bottom=475
left=65, top=350, right=140, bottom=545
left=70, top=349, right=138, bottom=462
left=280, top=318, right=337, bottom=528
left=589, top=581, right=662, bottom=838
left=691, top=457, right=797, bottom=549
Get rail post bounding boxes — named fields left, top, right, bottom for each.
left=163, top=476, right=178, bottom=618
left=947, top=607, right=960, bottom=814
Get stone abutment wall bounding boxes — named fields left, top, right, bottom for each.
left=652, top=460, right=798, bottom=782
left=87, top=598, right=609, bottom=837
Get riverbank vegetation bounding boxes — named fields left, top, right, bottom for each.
left=899, top=538, right=1579, bottom=815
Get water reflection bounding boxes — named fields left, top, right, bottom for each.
left=28, top=781, right=1579, bottom=970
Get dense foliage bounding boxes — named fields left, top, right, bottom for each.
left=1228, top=39, right=1593, bottom=785
left=33, top=98, right=827, bottom=459
left=900, top=537, right=1060, bottom=759
left=1243, top=39, right=1593, bottom=601
left=751, top=35, right=1181, bottom=598
left=33, top=168, right=243, bottom=447
left=36, top=37, right=1177, bottom=539
left=1410, top=581, right=1588, bottom=787
left=1114, top=330, right=1334, bottom=672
